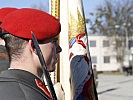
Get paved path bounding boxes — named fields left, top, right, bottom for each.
left=97, top=74, right=133, bottom=100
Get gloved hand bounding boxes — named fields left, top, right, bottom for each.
left=54, top=82, right=65, bottom=100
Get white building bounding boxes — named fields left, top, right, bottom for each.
left=88, top=35, right=133, bottom=72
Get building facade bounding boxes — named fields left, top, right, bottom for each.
left=88, top=35, right=133, bottom=72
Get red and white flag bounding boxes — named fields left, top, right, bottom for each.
left=68, top=0, right=97, bottom=99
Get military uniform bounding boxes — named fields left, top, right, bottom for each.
left=0, top=69, right=51, bottom=100
left=0, top=45, right=9, bottom=72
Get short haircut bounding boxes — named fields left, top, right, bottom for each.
left=2, top=32, right=28, bottom=62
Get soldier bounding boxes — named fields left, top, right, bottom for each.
left=93, top=64, right=98, bottom=88
left=0, top=7, right=18, bottom=73
left=0, top=8, right=62, bottom=100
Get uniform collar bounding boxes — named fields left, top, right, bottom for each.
left=0, top=69, right=41, bottom=83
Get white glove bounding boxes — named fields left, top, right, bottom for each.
left=54, top=82, right=65, bottom=100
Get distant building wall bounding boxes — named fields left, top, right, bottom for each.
left=88, top=35, right=133, bottom=72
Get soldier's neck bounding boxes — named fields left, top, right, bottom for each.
left=10, top=61, right=42, bottom=78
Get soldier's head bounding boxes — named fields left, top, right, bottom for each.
left=0, top=7, right=18, bottom=45
left=0, top=8, right=62, bottom=73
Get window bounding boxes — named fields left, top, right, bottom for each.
left=129, top=40, right=133, bottom=48
left=89, top=40, right=96, bottom=47
left=103, top=40, right=109, bottom=47
left=91, top=56, right=97, bottom=64
left=104, top=56, right=110, bottom=63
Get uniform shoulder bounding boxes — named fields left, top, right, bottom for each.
left=0, top=77, right=49, bottom=100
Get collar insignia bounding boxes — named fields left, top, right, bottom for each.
left=35, top=79, right=52, bottom=99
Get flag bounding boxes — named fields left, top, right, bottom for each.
left=54, top=0, right=98, bottom=99
left=50, top=0, right=71, bottom=100
left=68, top=0, right=98, bottom=99
left=59, top=0, right=71, bottom=99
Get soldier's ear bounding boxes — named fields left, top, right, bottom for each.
left=28, top=40, right=36, bottom=53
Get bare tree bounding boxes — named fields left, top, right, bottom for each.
left=87, top=0, right=133, bottom=66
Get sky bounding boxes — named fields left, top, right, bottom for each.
left=0, top=0, right=105, bottom=33
left=0, top=0, right=49, bottom=12
left=0, top=0, right=48, bottom=8
left=0, top=0, right=105, bottom=17
left=83, top=0, right=105, bottom=18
